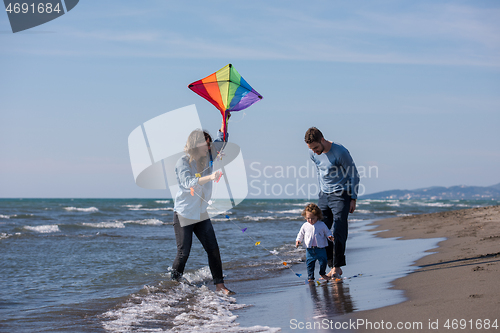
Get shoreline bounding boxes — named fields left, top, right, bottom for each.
left=340, top=205, right=500, bottom=332
left=231, top=215, right=446, bottom=331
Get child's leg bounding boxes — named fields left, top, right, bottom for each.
left=317, top=248, right=328, bottom=276
left=306, top=248, right=316, bottom=280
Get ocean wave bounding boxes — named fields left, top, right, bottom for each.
left=279, top=209, right=303, bottom=214
left=1, top=232, right=11, bottom=240
left=360, top=199, right=395, bottom=203
left=211, top=218, right=230, bottom=222
left=182, top=266, right=214, bottom=284
left=82, top=222, right=125, bottom=229
left=284, top=202, right=312, bottom=207
left=100, top=268, right=276, bottom=333
left=243, top=215, right=268, bottom=221
left=413, top=202, right=454, bottom=208
left=24, top=225, right=60, bottom=233
left=155, top=200, right=171, bottom=204
left=354, top=209, right=371, bottom=214
left=121, top=204, right=142, bottom=209
left=207, top=205, right=232, bottom=213
left=8, top=213, right=36, bottom=218
left=265, top=209, right=302, bottom=214
left=128, top=207, right=173, bottom=211
left=0, top=214, right=12, bottom=219
left=64, top=207, right=99, bottom=213
left=123, top=219, right=164, bottom=226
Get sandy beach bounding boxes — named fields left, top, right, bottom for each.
left=341, top=205, right=500, bottom=332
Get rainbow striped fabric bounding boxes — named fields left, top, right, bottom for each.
left=188, top=64, right=263, bottom=139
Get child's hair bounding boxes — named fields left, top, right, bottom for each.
left=301, top=203, right=323, bottom=221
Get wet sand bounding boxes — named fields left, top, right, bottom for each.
left=340, top=205, right=500, bottom=332
left=232, top=218, right=445, bottom=332
left=233, top=206, right=500, bottom=332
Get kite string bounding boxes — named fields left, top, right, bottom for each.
left=191, top=189, right=304, bottom=279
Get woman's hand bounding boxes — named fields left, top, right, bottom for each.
left=198, top=171, right=222, bottom=185
left=211, top=171, right=222, bottom=181
left=220, top=113, right=231, bottom=132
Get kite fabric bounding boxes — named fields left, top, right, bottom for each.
left=188, top=64, right=263, bottom=139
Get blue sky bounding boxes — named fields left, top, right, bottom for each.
left=1, top=0, right=499, bottom=198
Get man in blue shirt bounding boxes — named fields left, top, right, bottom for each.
left=305, top=127, right=360, bottom=278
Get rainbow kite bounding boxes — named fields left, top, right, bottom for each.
left=188, top=64, right=263, bottom=140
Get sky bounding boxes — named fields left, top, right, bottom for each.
left=1, top=0, right=499, bottom=198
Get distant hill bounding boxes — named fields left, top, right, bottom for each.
left=362, top=183, right=500, bottom=200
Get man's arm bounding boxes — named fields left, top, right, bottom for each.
left=339, top=149, right=360, bottom=199
left=338, top=148, right=359, bottom=213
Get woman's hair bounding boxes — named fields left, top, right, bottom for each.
left=301, top=203, right=324, bottom=221
left=203, top=130, right=212, bottom=143
left=185, top=129, right=211, bottom=166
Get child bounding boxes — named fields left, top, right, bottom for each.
left=296, top=203, right=334, bottom=282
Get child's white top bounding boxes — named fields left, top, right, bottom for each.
left=296, top=221, right=332, bottom=248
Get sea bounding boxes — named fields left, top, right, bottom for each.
left=1, top=198, right=498, bottom=332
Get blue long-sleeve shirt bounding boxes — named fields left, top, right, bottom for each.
left=173, top=130, right=226, bottom=220
left=309, top=142, right=360, bottom=199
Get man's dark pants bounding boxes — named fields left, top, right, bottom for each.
left=318, top=191, right=351, bottom=268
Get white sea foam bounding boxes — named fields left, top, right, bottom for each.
left=82, top=222, right=125, bottom=229
left=413, top=202, right=454, bottom=208
left=361, top=199, right=394, bottom=203
left=285, top=202, right=312, bottom=207
left=279, top=209, right=302, bottom=214
left=101, top=279, right=279, bottom=333
left=211, top=217, right=231, bottom=222
left=355, top=209, right=371, bottom=214
left=1, top=233, right=11, bottom=240
left=244, top=215, right=267, bottom=221
left=155, top=200, right=170, bottom=204
left=122, top=204, right=142, bottom=209
left=265, top=209, right=302, bottom=214
left=374, top=210, right=397, bottom=214
left=183, top=266, right=214, bottom=284
left=128, top=207, right=173, bottom=211
left=123, top=219, right=164, bottom=226
left=64, top=207, right=99, bottom=212
left=0, top=214, right=12, bottom=219
left=24, top=225, right=60, bottom=233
